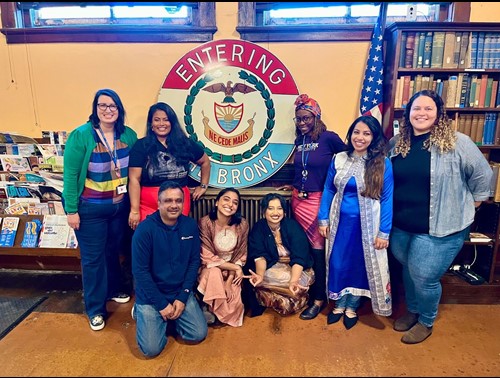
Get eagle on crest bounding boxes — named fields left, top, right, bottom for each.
left=202, top=81, right=256, bottom=103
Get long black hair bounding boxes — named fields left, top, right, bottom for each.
left=208, top=187, right=243, bottom=226
left=144, top=102, right=194, bottom=169
left=88, top=88, right=127, bottom=137
left=345, top=115, right=386, bottom=199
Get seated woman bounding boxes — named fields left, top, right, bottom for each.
left=245, top=193, right=315, bottom=316
left=197, top=188, right=249, bottom=327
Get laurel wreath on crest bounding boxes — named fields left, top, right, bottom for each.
left=183, top=70, right=275, bottom=163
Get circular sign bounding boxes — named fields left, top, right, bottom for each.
left=159, top=39, right=299, bottom=189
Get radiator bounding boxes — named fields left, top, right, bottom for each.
left=190, top=187, right=292, bottom=229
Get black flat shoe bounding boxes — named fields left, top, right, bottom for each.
left=327, top=311, right=343, bottom=325
left=343, top=314, right=358, bottom=330
left=299, top=303, right=324, bottom=320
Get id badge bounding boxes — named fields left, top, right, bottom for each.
left=116, top=184, right=127, bottom=195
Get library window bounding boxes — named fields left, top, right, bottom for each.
left=0, top=2, right=216, bottom=44
left=237, top=2, right=469, bottom=42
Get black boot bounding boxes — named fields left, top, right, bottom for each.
left=300, top=248, right=327, bottom=320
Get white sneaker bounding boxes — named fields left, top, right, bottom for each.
left=109, top=293, right=130, bottom=304
left=90, top=315, right=105, bottom=331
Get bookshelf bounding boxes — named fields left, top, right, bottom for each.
left=383, top=22, right=500, bottom=144
left=383, top=22, right=500, bottom=296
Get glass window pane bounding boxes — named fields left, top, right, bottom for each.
left=269, top=6, right=346, bottom=18
left=37, top=6, right=110, bottom=19
left=112, top=5, right=188, bottom=18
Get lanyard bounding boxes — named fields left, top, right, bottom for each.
left=97, top=127, right=121, bottom=178
left=301, top=134, right=310, bottom=189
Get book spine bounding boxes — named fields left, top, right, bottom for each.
left=422, top=31, right=433, bottom=68
left=430, top=31, right=445, bottom=68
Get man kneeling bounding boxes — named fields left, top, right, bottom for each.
left=132, top=181, right=207, bottom=357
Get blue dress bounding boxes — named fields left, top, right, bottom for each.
left=328, top=176, right=369, bottom=299
left=318, top=152, right=394, bottom=316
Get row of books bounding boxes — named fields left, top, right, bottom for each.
left=0, top=178, right=64, bottom=215
left=0, top=145, right=64, bottom=173
left=0, top=143, right=65, bottom=157
left=0, top=215, right=77, bottom=249
left=395, top=73, right=500, bottom=110
left=456, top=113, right=499, bottom=145
left=41, top=130, right=68, bottom=145
left=399, top=30, right=500, bottom=70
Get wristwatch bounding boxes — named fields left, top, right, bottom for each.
left=200, top=183, right=208, bottom=189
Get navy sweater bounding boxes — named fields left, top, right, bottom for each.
left=132, top=212, right=200, bottom=312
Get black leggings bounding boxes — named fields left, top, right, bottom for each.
left=309, top=248, right=327, bottom=303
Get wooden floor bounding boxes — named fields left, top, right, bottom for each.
left=0, top=269, right=499, bottom=377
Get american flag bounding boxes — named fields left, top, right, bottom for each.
left=360, top=9, right=384, bottom=124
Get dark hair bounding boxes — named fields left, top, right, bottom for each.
left=345, top=115, right=386, bottom=199
left=144, top=102, right=194, bottom=170
left=158, top=180, right=184, bottom=198
left=88, top=88, right=127, bottom=137
left=260, top=193, right=287, bottom=214
left=209, top=188, right=243, bottom=225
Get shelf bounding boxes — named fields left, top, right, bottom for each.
left=0, top=246, right=79, bottom=258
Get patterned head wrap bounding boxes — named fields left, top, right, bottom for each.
left=294, top=94, right=321, bottom=119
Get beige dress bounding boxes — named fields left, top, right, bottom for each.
left=197, top=215, right=249, bottom=327
left=255, top=228, right=315, bottom=316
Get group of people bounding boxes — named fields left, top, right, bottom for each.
left=63, top=87, right=492, bottom=359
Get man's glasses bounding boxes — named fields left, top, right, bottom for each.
left=293, top=115, right=314, bottom=124
left=97, top=103, right=118, bottom=112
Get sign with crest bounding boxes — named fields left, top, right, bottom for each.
left=159, top=39, right=298, bottom=188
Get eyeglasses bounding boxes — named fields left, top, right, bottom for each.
left=293, top=115, right=314, bottom=124
left=97, top=103, right=118, bottom=112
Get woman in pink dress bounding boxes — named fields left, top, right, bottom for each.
left=197, top=188, right=249, bottom=327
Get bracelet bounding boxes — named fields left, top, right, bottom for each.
left=67, top=212, right=77, bottom=215
left=130, top=211, right=139, bottom=214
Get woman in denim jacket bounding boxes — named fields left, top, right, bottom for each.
left=387, top=90, right=492, bottom=344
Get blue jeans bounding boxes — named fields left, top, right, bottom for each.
left=75, top=200, right=128, bottom=319
left=134, top=292, right=208, bottom=358
left=334, top=294, right=362, bottom=311
left=390, top=227, right=468, bottom=327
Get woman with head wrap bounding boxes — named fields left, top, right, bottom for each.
left=278, top=94, right=347, bottom=320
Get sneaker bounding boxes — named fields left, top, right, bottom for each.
left=109, top=293, right=130, bottom=304
left=90, top=315, right=105, bottom=331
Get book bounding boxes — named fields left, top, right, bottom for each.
left=38, top=215, right=71, bottom=248
left=430, top=31, right=445, bottom=68
left=490, top=80, right=498, bottom=108
left=422, top=31, right=433, bottom=68
left=458, top=31, right=470, bottom=68
left=20, top=218, right=43, bottom=248
left=469, top=232, right=492, bottom=243
left=453, top=31, right=462, bottom=67
left=476, top=31, right=486, bottom=69
left=442, top=31, right=457, bottom=68
left=445, top=75, right=458, bottom=108
left=404, top=32, right=416, bottom=68
left=401, top=75, right=411, bottom=108
left=0, top=216, right=20, bottom=247
left=0, top=155, right=31, bottom=173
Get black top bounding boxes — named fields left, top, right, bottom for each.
left=245, top=217, right=313, bottom=273
left=392, top=132, right=431, bottom=233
